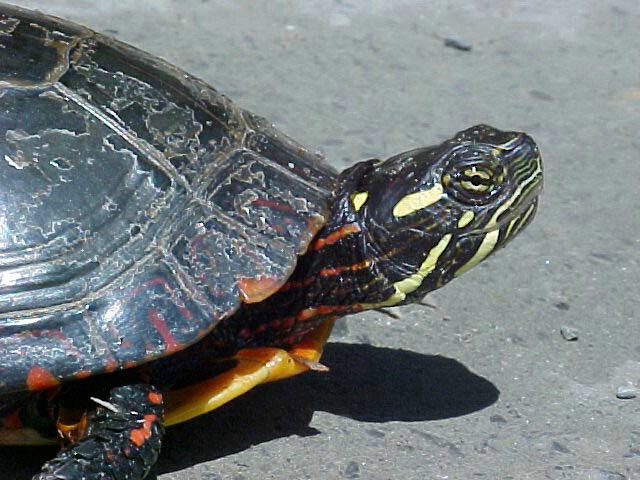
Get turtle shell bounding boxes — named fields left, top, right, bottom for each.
left=0, top=4, right=335, bottom=395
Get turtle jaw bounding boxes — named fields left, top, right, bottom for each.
left=463, top=180, right=542, bottom=240
left=493, top=138, right=543, bottom=235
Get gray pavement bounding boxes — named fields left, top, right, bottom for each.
left=2, top=1, right=639, bottom=479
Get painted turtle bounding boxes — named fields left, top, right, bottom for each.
left=0, top=4, right=543, bottom=479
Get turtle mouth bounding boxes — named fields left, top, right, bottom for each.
left=490, top=191, right=541, bottom=234
left=459, top=188, right=542, bottom=239
left=496, top=195, right=539, bottom=237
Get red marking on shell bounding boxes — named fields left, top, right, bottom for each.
left=105, top=360, right=118, bottom=373
left=312, top=223, right=361, bottom=250
left=238, top=275, right=286, bottom=304
left=135, top=277, right=193, bottom=321
left=29, top=329, right=66, bottom=340
left=143, top=413, right=157, bottom=429
left=252, top=197, right=297, bottom=213
left=26, top=366, right=59, bottom=391
left=148, top=309, right=179, bottom=352
left=75, top=370, right=91, bottom=379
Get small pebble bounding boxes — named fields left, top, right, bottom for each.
left=489, top=414, right=507, bottom=424
left=529, top=89, right=554, bottom=101
left=560, top=325, right=579, bottom=341
left=443, top=36, right=473, bottom=51
left=344, top=460, right=360, bottom=478
left=616, top=384, right=639, bottom=399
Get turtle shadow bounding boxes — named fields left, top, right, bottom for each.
left=156, top=342, right=499, bottom=475
left=0, top=343, right=499, bottom=478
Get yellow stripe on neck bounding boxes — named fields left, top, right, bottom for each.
left=350, top=191, right=369, bottom=212
left=455, top=229, right=499, bottom=277
left=457, top=211, right=474, bottom=228
left=359, top=233, right=452, bottom=309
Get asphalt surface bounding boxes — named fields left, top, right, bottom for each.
left=1, top=1, right=639, bottom=479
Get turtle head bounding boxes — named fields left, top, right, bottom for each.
left=349, top=124, right=543, bottom=306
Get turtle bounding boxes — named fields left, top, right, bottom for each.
left=0, top=3, right=543, bottom=480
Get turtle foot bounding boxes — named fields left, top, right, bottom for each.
left=33, top=384, right=164, bottom=480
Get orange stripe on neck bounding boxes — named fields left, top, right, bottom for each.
left=319, top=259, right=371, bottom=277
left=312, top=223, right=361, bottom=250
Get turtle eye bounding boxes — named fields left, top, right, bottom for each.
left=460, top=166, right=494, bottom=192
left=443, top=161, right=505, bottom=205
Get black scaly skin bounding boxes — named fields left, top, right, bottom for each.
left=205, top=160, right=390, bottom=351
left=33, top=385, right=164, bottom=480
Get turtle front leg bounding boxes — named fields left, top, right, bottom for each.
left=34, top=384, right=164, bottom=480
left=164, top=318, right=336, bottom=425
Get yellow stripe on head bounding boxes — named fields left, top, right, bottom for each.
left=392, top=183, right=443, bottom=218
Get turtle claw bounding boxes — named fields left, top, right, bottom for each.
left=89, top=396, right=120, bottom=413
left=418, top=300, right=438, bottom=309
left=289, top=355, right=330, bottom=372
left=375, top=307, right=402, bottom=319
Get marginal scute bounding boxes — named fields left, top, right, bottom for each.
left=25, top=366, right=59, bottom=391
left=0, top=9, right=86, bottom=88
left=238, top=275, right=289, bottom=304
